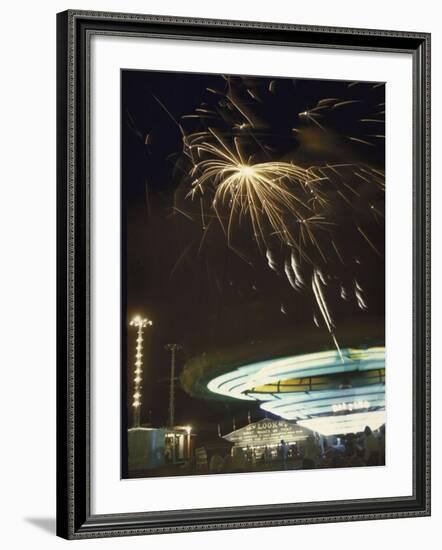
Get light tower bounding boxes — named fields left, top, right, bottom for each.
left=129, top=315, right=152, bottom=428
left=165, top=343, right=182, bottom=462
left=164, top=343, right=182, bottom=428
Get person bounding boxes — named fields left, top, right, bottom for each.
left=231, top=446, right=246, bottom=472
left=209, top=453, right=224, bottom=474
left=332, top=437, right=346, bottom=454
left=345, top=434, right=357, bottom=458
left=363, top=426, right=380, bottom=465
left=222, top=452, right=233, bottom=473
left=264, top=445, right=272, bottom=464
left=164, top=442, right=172, bottom=463
left=302, top=435, right=321, bottom=469
left=378, top=425, right=386, bottom=465
left=245, top=445, right=253, bottom=465
left=279, top=440, right=289, bottom=469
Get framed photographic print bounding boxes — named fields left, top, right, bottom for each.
left=56, top=10, right=431, bottom=539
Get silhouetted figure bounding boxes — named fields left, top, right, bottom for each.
left=363, top=426, right=380, bottom=465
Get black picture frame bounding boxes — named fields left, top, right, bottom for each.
left=56, top=9, right=431, bottom=539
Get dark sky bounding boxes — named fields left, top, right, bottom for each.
left=121, top=69, right=385, bottom=438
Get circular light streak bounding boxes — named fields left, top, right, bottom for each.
left=207, top=347, right=385, bottom=402
left=206, top=347, right=385, bottom=436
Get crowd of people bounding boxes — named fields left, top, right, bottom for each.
left=207, top=425, right=385, bottom=473
left=148, top=425, right=386, bottom=477
left=308, top=425, right=386, bottom=469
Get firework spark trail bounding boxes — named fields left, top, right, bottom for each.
left=332, top=100, right=363, bottom=109
left=298, top=109, right=327, bottom=131
left=266, top=249, right=279, bottom=273
left=226, top=93, right=255, bottom=127
left=355, top=280, right=368, bottom=310
left=357, top=225, right=381, bottom=255
left=169, top=242, right=194, bottom=280
left=199, top=197, right=207, bottom=229
left=172, top=206, right=195, bottom=222
left=356, top=289, right=368, bottom=310
left=349, top=136, right=375, bottom=147
left=312, top=269, right=344, bottom=362
left=331, top=240, right=344, bottom=264
left=198, top=218, right=214, bottom=256
left=312, top=271, right=332, bottom=331
left=290, top=251, right=305, bottom=288
left=284, top=258, right=301, bottom=291
left=340, top=285, right=348, bottom=301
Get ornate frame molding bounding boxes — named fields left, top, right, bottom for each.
left=56, top=10, right=430, bottom=539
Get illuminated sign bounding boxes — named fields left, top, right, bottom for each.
left=332, top=400, right=370, bottom=413
left=223, top=419, right=309, bottom=447
left=260, top=384, right=384, bottom=421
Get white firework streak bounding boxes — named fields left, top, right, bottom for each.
left=312, top=269, right=344, bottom=363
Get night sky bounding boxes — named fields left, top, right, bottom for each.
left=121, top=70, right=385, bottom=443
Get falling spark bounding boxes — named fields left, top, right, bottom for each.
left=357, top=225, right=381, bottom=255
left=290, top=252, right=305, bottom=288
left=206, top=87, right=224, bottom=95
left=284, top=259, right=302, bottom=291
left=318, top=97, right=338, bottom=105
left=332, top=240, right=344, bottom=264
left=360, top=118, right=384, bottom=123
left=247, top=89, right=260, bottom=101
left=340, top=285, right=348, bottom=301
left=298, top=109, right=327, bottom=131
left=226, top=94, right=255, bottom=127
left=169, top=242, right=194, bottom=280
left=266, top=249, right=279, bottom=272
left=172, top=207, right=195, bottom=222
left=349, top=136, right=375, bottom=147
left=355, top=284, right=368, bottom=310
left=332, top=100, right=363, bottom=109
left=200, top=197, right=207, bottom=229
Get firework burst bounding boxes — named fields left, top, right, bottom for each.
left=186, top=129, right=329, bottom=258
left=149, top=75, right=385, bottom=359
